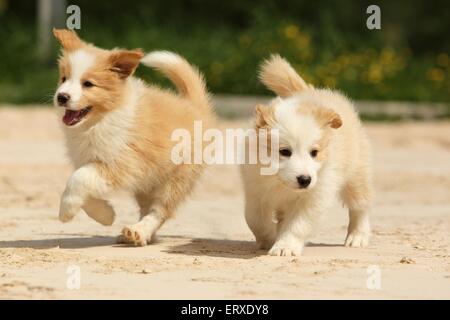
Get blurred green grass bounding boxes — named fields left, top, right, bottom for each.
left=0, top=0, right=448, bottom=104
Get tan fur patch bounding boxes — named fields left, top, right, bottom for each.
left=108, top=50, right=144, bottom=79
left=53, top=29, right=84, bottom=51
left=57, top=56, right=72, bottom=81
left=255, top=104, right=276, bottom=129
left=296, top=104, right=342, bottom=130
left=259, top=54, right=313, bottom=97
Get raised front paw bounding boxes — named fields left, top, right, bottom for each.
left=59, top=196, right=83, bottom=223
left=83, top=198, right=116, bottom=226
left=345, top=230, right=370, bottom=248
left=268, top=240, right=304, bottom=256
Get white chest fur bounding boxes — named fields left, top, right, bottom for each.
left=62, top=81, right=142, bottom=168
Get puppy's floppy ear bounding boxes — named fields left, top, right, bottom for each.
left=108, top=49, right=144, bottom=79
left=53, top=28, right=83, bottom=51
left=255, top=104, right=274, bottom=128
left=313, top=108, right=342, bottom=129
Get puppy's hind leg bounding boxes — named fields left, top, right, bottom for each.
left=342, top=170, right=373, bottom=248
left=120, top=204, right=168, bottom=246
left=121, top=166, right=201, bottom=246
left=118, top=192, right=156, bottom=245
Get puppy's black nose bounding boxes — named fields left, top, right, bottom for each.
left=297, top=175, right=311, bottom=188
left=57, top=93, right=70, bottom=106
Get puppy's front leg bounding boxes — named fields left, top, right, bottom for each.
left=59, top=163, right=112, bottom=223
left=345, top=208, right=371, bottom=247
left=268, top=213, right=314, bottom=256
left=83, top=197, right=116, bottom=226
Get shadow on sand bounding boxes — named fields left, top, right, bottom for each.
left=0, top=234, right=118, bottom=249
left=0, top=233, right=342, bottom=258
left=163, top=236, right=262, bottom=259
left=162, top=236, right=343, bottom=259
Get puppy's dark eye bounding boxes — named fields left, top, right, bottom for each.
left=310, top=149, right=318, bottom=158
left=83, top=81, right=94, bottom=88
left=279, top=148, right=292, bottom=157
left=61, top=77, right=66, bottom=83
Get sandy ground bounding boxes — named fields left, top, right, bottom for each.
left=0, top=107, right=449, bottom=300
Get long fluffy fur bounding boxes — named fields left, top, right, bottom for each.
left=259, top=54, right=312, bottom=97
left=141, top=51, right=211, bottom=112
left=241, top=55, right=373, bottom=256
left=53, top=30, right=214, bottom=246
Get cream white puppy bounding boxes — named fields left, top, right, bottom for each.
left=240, top=55, right=373, bottom=256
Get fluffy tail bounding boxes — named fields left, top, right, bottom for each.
left=259, top=54, right=312, bottom=97
left=141, top=51, right=211, bottom=112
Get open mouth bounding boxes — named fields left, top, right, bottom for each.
left=62, top=106, right=92, bottom=126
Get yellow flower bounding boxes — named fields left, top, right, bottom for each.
left=337, top=55, right=350, bottom=67
left=380, top=48, right=395, bottom=64
left=295, top=36, right=309, bottom=49
left=427, top=68, right=445, bottom=82
left=368, top=65, right=383, bottom=83
left=284, top=25, right=299, bottom=39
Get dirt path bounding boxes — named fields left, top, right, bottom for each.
left=0, top=107, right=449, bottom=299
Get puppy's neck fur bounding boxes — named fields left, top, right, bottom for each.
left=63, top=77, right=144, bottom=168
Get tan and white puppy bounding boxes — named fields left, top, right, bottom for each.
left=53, top=29, right=214, bottom=246
left=240, top=55, right=373, bottom=256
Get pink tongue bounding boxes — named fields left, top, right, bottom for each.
left=63, top=110, right=81, bottom=126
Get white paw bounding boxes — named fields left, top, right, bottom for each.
left=268, top=241, right=304, bottom=256
left=59, top=196, right=82, bottom=223
left=121, top=225, right=151, bottom=246
left=345, top=230, right=370, bottom=248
